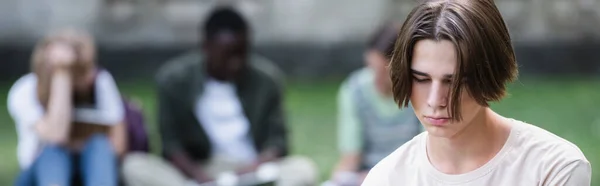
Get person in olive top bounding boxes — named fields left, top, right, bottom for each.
left=122, top=6, right=317, bottom=186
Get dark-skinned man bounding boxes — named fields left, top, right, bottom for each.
left=122, top=6, right=318, bottom=186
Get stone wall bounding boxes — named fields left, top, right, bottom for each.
left=0, top=0, right=598, bottom=81
left=3, top=0, right=599, bottom=45
left=390, top=0, right=600, bottom=43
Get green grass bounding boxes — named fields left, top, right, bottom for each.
left=0, top=77, right=599, bottom=185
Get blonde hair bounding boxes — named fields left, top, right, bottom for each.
left=32, top=29, right=97, bottom=107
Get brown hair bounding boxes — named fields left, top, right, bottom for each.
left=32, top=29, right=97, bottom=107
left=390, top=0, right=518, bottom=121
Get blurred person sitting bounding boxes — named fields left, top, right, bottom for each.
left=8, top=29, right=127, bottom=186
left=121, top=6, right=317, bottom=186
left=322, top=23, right=422, bottom=186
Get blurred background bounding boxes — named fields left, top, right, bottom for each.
left=0, top=0, right=599, bottom=184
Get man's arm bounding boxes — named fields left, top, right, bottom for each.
left=236, top=81, right=288, bottom=175
left=157, top=84, right=212, bottom=183
left=236, top=87, right=287, bottom=174
left=169, top=149, right=212, bottom=182
left=545, top=160, right=591, bottom=186
left=259, top=84, right=288, bottom=160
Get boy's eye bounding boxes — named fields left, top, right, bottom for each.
left=443, top=79, right=453, bottom=84
left=413, top=76, right=430, bottom=83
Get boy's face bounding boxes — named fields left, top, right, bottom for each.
left=410, top=39, right=483, bottom=139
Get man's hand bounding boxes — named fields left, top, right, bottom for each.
left=192, top=168, right=214, bottom=184
left=257, top=148, right=279, bottom=164
left=46, top=43, right=76, bottom=69
left=236, top=163, right=261, bottom=175
left=169, top=150, right=214, bottom=184
left=235, top=148, right=280, bottom=175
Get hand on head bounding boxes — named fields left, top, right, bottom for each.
left=45, top=42, right=77, bottom=70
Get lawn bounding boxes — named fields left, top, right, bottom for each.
left=0, top=77, right=599, bottom=185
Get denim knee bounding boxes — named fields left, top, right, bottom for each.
left=80, top=133, right=118, bottom=186
left=83, top=134, right=113, bottom=153
left=86, top=133, right=110, bottom=146
left=38, top=144, right=70, bottom=161
left=33, top=144, right=73, bottom=186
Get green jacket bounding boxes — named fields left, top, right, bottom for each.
left=155, top=51, right=288, bottom=162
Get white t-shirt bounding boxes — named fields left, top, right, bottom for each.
left=195, top=78, right=258, bottom=164
left=7, top=71, right=124, bottom=169
left=362, top=119, right=591, bottom=186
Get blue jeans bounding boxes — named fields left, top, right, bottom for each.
left=15, top=134, right=118, bottom=186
